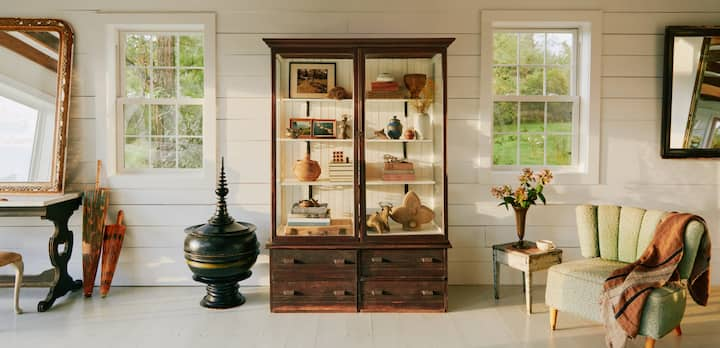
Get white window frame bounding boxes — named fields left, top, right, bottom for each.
left=480, top=11, right=601, bottom=185
left=96, top=13, right=216, bottom=189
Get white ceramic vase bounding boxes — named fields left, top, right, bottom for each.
left=414, top=112, right=431, bottom=140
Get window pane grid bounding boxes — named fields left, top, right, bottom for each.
left=492, top=29, right=577, bottom=167
left=120, top=31, right=204, bottom=170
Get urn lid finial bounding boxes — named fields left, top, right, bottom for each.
left=209, top=157, right=235, bottom=225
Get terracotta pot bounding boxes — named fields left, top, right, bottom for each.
left=293, top=153, right=321, bottom=181
left=404, top=74, right=427, bottom=99
left=513, top=206, right=529, bottom=249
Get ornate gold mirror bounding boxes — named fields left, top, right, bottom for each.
left=662, top=26, right=720, bottom=158
left=0, top=18, right=73, bottom=192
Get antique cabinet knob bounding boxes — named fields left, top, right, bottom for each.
left=281, top=257, right=296, bottom=264
left=282, top=290, right=296, bottom=296
left=371, top=289, right=385, bottom=296
left=421, top=290, right=435, bottom=296
left=371, top=256, right=384, bottom=263
left=419, top=257, right=435, bottom=263
left=333, top=258, right=346, bottom=265
left=333, top=290, right=347, bottom=296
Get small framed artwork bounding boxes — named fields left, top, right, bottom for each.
left=289, top=118, right=313, bottom=138
left=312, top=119, right=337, bottom=138
left=289, top=62, right=336, bottom=99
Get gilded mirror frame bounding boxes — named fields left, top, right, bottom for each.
left=0, top=18, right=74, bottom=192
left=661, top=25, right=720, bottom=158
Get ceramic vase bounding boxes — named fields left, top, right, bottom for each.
left=293, top=153, right=321, bottom=181
left=386, top=115, right=403, bottom=139
left=414, top=112, right=431, bottom=140
left=513, top=206, right=529, bottom=249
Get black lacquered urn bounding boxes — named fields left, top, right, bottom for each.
left=184, top=159, right=259, bottom=308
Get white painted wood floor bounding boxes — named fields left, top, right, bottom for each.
left=0, top=286, right=718, bottom=348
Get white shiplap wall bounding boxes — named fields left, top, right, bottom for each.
left=1, top=1, right=719, bottom=287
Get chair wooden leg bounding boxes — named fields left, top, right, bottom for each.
left=12, top=259, right=23, bottom=314
left=549, top=308, right=558, bottom=331
left=644, top=337, right=656, bottom=348
left=674, top=325, right=682, bottom=336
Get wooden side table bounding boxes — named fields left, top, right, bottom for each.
left=0, top=193, right=82, bottom=312
left=492, top=241, right=562, bottom=314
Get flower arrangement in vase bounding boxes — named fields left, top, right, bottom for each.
left=409, top=80, right=434, bottom=140
left=490, top=168, right=553, bottom=248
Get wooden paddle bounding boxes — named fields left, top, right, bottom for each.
left=82, top=160, right=109, bottom=297
left=100, top=210, right=126, bottom=297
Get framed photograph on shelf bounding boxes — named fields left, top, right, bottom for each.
left=289, top=62, right=336, bottom=99
left=312, top=119, right=337, bottom=138
left=289, top=118, right=313, bottom=138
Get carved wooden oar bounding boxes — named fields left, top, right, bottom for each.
left=100, top=210, right=126, bottom=297
left=82, top=160, right=108, bottom=297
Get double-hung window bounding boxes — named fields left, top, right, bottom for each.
left=492, top=30, right=578, bottom=167
left=481, top=11, right=601, bottom=184
left=119, top=32, right=205, bottom=170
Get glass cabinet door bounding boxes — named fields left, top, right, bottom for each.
left=273, top=54, right=357, bottom=239
left=362, top=52, right=446, bottom=237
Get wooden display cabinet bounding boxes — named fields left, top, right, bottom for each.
left=265, top=38, right=453, bottom=312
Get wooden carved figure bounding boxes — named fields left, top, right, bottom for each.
left=366, top=204, right=392, bottom=234
left=390, top=191, right=434, bottom=231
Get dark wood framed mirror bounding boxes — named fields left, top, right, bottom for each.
left=0, top=18, right=74, bottom=192
left=662, top=26, right=720, bottom=158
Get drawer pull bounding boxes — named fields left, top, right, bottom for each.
left=419, top=257, right=435, bottom=263
left=282, top=290, right=296, bottom=296
left=281, top=257, right=296, bottom=264
left=371, top=289, right=386, bottom=296
left=371, top=256, right=384, bottom=264
left=421, top=290, right=436, bottom=296
left=333, top=290, right=347, bottom=296
left=333, top=258, right=346, bottom=265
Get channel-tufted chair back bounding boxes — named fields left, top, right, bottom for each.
left=575, top=205, right=705, bottom=280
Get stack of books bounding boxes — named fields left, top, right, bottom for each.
left=329, top=162, right=353, bottom=182
left=288, top=203, right=330, bottom=226
left=367, top=81, right=404, bottom=99
left=382, top=161, right=415, bottom=181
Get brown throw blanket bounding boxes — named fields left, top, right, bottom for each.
left=600, top=213, right=711, bottom=348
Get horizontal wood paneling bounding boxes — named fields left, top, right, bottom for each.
left=4, top=4, right=720, bottom=288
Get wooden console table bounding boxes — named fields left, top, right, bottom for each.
left=0, top=193, right=82, bottom=312
left=492, top=241, right=562, bottom=314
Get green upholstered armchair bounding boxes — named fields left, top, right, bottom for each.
left=545, top=205, right=706, bottom=348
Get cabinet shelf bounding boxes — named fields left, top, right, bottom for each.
left=280, top=178, right=353, bottom=186
left=366, top=139, right=433, bottom=143
left=366, top=179, right=436, bottom=186
left=278, top=138, right=353, bottom=143
left=281, top=98, right=353, bottom=103
left=366, top=222, right=443, bottom=236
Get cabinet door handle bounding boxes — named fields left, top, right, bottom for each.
left=281, top=257, right=296, bottom=264
left=371, top=289, right=385, bottom=296
left=333, top=290, right=347, bottom=296
left=282, top=290, right=296, bottom=296
left=419, top=257, right=435, bottom=263
left=333, top=258, right=346, bottom=265
left=371, top=256, right=384, bottom=264
left=421, top=290, right=435, bottom=296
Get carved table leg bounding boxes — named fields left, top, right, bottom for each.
left=39, top=199, right=82, bottom=312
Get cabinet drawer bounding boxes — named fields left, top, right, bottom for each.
left=360, top=280, right=446, bottom=312
left=271, top=280, right=356, bottom=312
left=271, top=250, right=357, bottom=281
left=360, top=249, right=445, bottom=278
